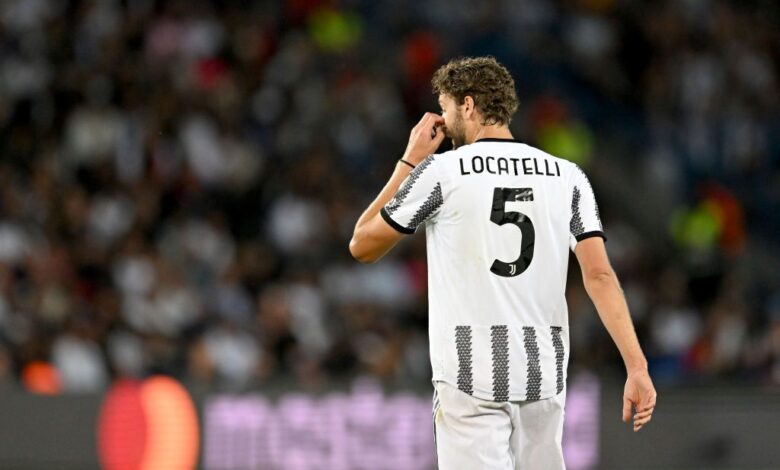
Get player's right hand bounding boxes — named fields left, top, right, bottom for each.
left=622, top=369, right=656, bottom=432
left=402, top=112, right=446, bottom=165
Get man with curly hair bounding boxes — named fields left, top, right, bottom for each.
left=350, top=56, right=656, bottom=469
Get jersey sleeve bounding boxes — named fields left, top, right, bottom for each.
left=380, top=155, right=444, bottom=234
left=569, top=165, right=606, bottom=251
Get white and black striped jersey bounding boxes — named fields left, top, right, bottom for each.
left=381, top=138, right=604, bottom=402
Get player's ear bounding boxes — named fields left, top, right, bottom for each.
left=462, top=95, right=475, bottom=118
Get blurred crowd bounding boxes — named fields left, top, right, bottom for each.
left=0, top=0, right=778, bottom=394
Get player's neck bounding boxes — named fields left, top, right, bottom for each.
left=467, top=125, right=513, bottom=144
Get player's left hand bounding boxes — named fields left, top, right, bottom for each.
left=622, top=369, right=657, bottom=432
left=403, top=112, right=446, bottom=165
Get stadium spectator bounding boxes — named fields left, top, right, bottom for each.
left=0, top=0, right=776, bottom=392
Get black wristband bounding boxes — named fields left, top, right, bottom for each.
left=398, top=159, right=416, bottom=169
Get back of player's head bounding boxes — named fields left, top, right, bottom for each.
left=431, top=56, right=519, bottom=126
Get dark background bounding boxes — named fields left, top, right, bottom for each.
left=0, top=0, right=778, bottom=468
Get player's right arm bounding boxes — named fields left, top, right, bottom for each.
left=349, top=113, right=445, bottom=263
left=575, top=237, right=657, bottom=432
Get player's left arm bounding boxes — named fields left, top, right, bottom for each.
left=350, top=113, right=445, bottom=263
left=569, top=165, right=656, bottom=432
left=576, top=237, right=657, bottom=432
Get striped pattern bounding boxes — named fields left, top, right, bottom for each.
left=450, top=325, right=567, bottom=401
left=574, top=165, right=602, bottom=227
left=407, top=182, right=443, bottom=230
left=551, top=326, right=565, bottom=394
left=523, top=326, right=542, bottom=400
left=570, top=186, right=584, bottom=237
left=384, top=155, right=436, bottom=216
left=455, top=326, right=473, bottom=395
left=490, top=325, right=510, bottom=401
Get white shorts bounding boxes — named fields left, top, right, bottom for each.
left=433, top=381, right=566, bottom=470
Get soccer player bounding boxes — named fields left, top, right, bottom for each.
left=349, top=56, right=656, bottom=469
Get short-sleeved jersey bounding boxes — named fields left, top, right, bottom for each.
left=381, top=138, right=604, bottom=402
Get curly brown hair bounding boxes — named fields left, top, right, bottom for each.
left=431, top=56, right=518, bottom=126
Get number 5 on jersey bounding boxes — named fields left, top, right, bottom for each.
left=490, top=187, right=535, bottom=278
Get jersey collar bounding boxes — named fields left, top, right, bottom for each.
left=475, top=138, right=523, bottom=143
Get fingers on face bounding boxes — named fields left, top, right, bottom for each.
left=414, top=113, right=437, bottom=134
left=422, top=112, right=445, bottom=127
left=415, top=115, right=445, bottom=146
left=432, top=124, right=445, bottom=141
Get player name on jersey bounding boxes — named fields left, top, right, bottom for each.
left=459, top=156, right=561, bottom=177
